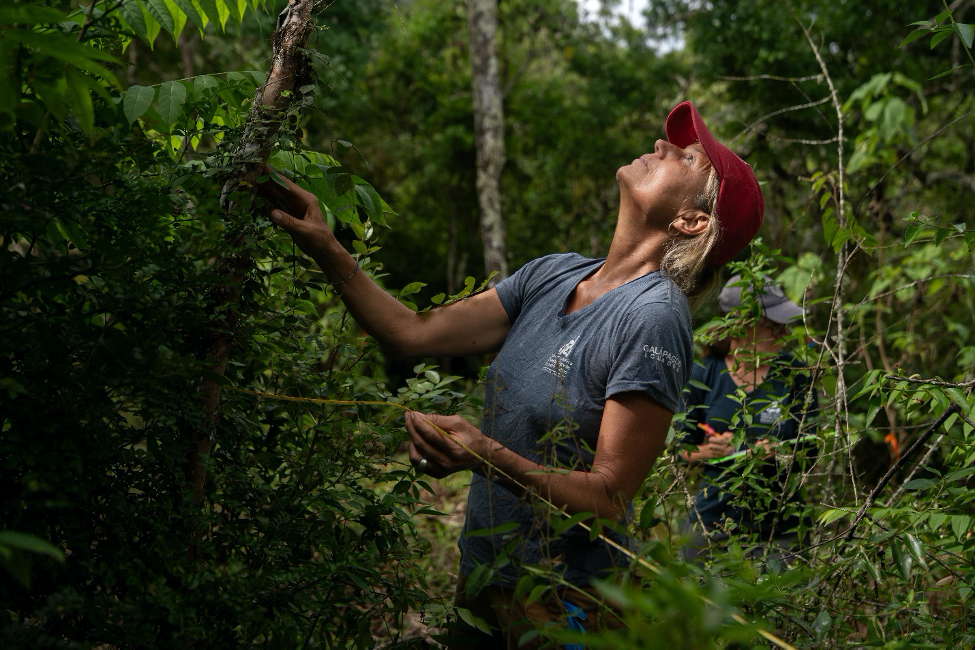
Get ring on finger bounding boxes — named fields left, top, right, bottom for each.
left=415, top=457, right=428, bottom=474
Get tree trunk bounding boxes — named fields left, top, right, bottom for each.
left=466, top=0, right=508, bottom=284
left=183, top=0, right=316, bottom=502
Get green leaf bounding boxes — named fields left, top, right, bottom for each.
left=821, top=208, right=838, bottom=246
left=904, top=222, right=924, bottom=247
left=551, top=512, right=592, bottom=535
left=817, top=508, right=850, bottom=525
left=123, top=85, right=155, bottom=124
left=904, top=534, right=926, bottom=565
left=55, top=218, right=91, bottom=251
left=117, top=0, right=148, bottom=41
left=465, top=564, right=492, bottom=599
left=951, top=515, right=972, bottom=540
left=891, top=539, right=911, bottom=579
left=3, top=31, right=121, bottom=89
left=946, top=387, right=972, bottom=413
left=899, top=28, right=930, bottom=48
left=902, top=478, right=935, bottom=490
left=400, top=282, right=425, bottom=297
left=928, top=64, right=971, bottom=80
left=144, top=0, right=176, bottom=34
left=157, top=80, right=187, bottom=128
left=0, top=5, right=66, bottom=24
left=639, top=502, right=662, bottom=529
left=192, top=74, right=219, bottom=99
left=195, top=0, right=222, bottom=31
left=931, top=28, right=953, bottom=49
left=812, top=609, right=831, bottom=641
left=0, top=532, right=65, bottom=562
left=161, top=0, right=187, bottom=43
left=170, top=0, right=204, bottom=31
left=65, top=69, right=93, bottom=137
left=952, top=23, right=975, bottom=49
left=455, top=607, right=492, bottom=635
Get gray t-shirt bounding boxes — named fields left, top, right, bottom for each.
left=459, top=253, right=694, bottom=585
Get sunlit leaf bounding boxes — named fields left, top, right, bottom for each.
left=144, top=0, right=175, bottom=34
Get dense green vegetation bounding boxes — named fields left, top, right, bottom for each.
left=0, top=0, right=972, bottom=647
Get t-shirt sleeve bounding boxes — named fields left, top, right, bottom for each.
left=494, top=254, right=561, bottom=322
left=604, top=301, right=693, bottom=414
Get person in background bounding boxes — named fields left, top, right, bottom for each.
left=677, top=276, right=817, bottom=566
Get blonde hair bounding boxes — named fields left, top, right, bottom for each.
left=660, top=166, right=723, bottom=314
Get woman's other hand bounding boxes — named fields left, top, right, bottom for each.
left=753, top=438, right=777, bottom=459
left=680, top=431, right=735, bottom=464
left=701, top=431, right=735, bottom=458
left=405, top=412, right=490, bottom=478
left=257, top=166, right=338, bottom=258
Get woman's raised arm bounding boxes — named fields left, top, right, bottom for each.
left=258, top=169, right=512, bottom=358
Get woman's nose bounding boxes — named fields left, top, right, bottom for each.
left=654, top=139, right=679, bottom=158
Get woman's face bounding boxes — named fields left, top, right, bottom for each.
left=729, top=317, right=789, bottom=356
left=616, top=139, right=713, bottom=224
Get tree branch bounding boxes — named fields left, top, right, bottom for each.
left=843, top=404, right=960, bottom=541
left=183, top=0, right=317, bottom=503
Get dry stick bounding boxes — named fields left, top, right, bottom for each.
left=183, top=0, right=317, bottom=502
left=791, top=9, right=859, bottom=513
left=229, top=387, right=798, bottom=650
left=843, top=404, right=960, bottom=542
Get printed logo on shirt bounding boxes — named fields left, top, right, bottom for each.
left=759, top=403, right=782, bottom=425
left=642, top=344, right=682, bottom=372
left=543, top=338, right=576, bottom=379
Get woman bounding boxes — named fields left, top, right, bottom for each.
left=678, top=276, right=817, bottom=567
left=259, top=101, right=763, bottom=646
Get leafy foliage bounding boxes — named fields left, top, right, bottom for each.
left=0, top=1, right=439, bottom=646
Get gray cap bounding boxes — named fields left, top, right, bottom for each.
left=718, top=275, right=804, bottom=324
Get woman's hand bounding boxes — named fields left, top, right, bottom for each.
left=699, top=431, right=735, bottom=459
left=405, top=412, right=490, bottom=479
left=752, top=438, right=777, bottom=459
left=257, top=166, right=338, bottom=259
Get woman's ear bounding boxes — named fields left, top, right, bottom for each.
left=670, top=210, right=710, bottom=236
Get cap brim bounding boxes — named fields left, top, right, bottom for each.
left=665, top=101, right=725, bottom=176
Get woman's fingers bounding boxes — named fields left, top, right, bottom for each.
left=257, top=166, right=317, bottom=214
left=269, top=209, right=303, bottom=233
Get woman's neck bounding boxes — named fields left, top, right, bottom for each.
left=565, top=201, right=672, bottom=315
left=597, top=206, right=671, bottom=286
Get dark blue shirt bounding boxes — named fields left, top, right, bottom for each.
left=678, top=353, right=817, bottom=535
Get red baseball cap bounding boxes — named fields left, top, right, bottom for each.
left=665, top=101, right=764, bottom=267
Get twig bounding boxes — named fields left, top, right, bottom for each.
left=732, top=95, right=833, bottom=142
left=843, top=405, right=960, bottom=541
left=720, top=73, right=824, bottom=82
left=882, top=375, right=976, bottom=388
